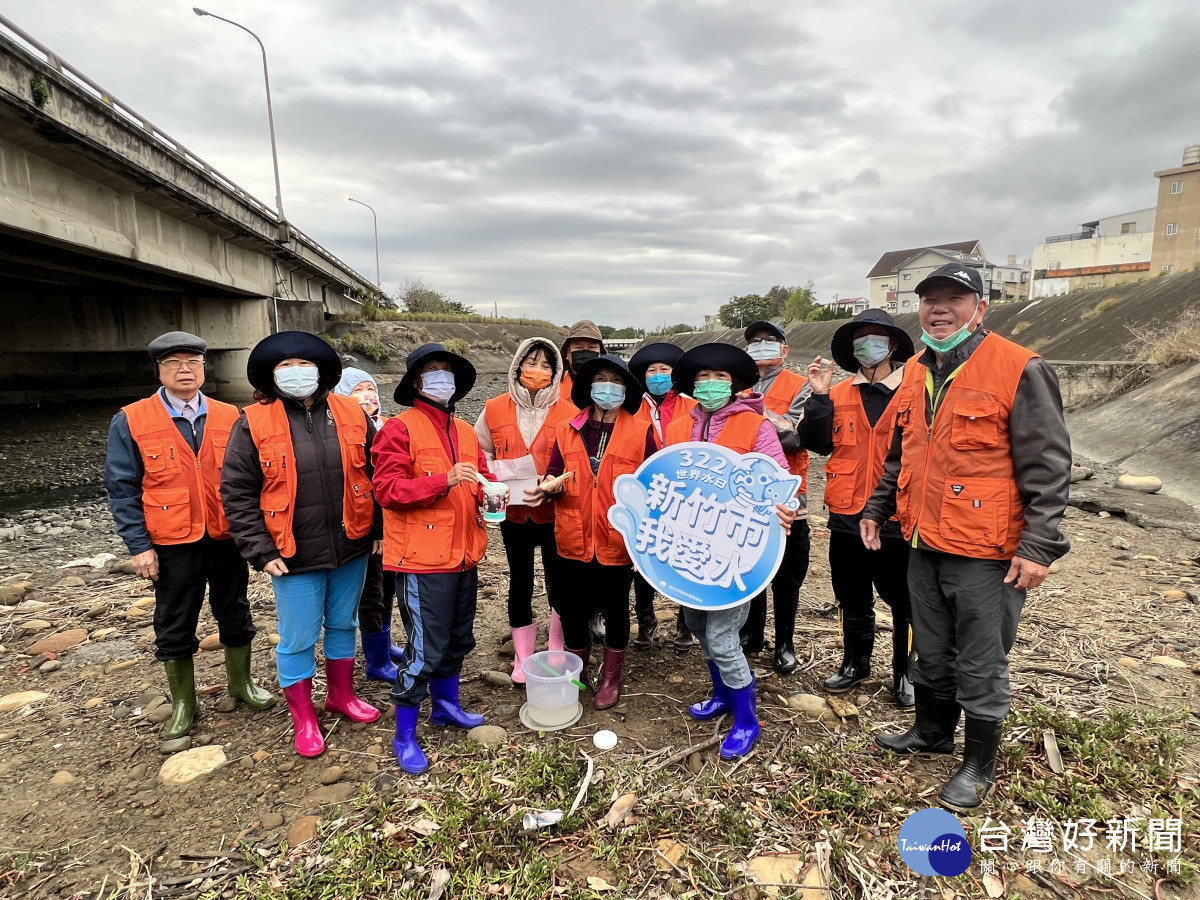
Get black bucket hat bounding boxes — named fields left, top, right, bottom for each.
left=395, top=342, right=477, bottom=406
left=247, top=331, right=341, bottom=394
left=570, top=354, right=644, bottom=414
left=672, top=343, right=759, bottom=395
left=830, top=309, right=915, bottom=373
left=742, top=321, right=787, bottom=344
left=628, top=342, right=685, bottom=383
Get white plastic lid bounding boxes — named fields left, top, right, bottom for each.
left=593, top=729, right=618, bottom=750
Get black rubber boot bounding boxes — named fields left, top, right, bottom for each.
left=772, top=587, right=800, bottom=676
left=939, top=717, right=1004, bottom=811
left=875, top=684, right=960, bottom=754
left=823, top=618, right=874, bottom=692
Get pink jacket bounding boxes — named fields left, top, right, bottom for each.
left=681, top=392, right=788, bottom=468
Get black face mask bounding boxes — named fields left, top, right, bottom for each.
left=570, top=349, right=600, bottom=374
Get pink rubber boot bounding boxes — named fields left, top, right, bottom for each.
left=324, top=657, right=381, bottom=723
left=282, top=678, right=325, bottom=758
left=511, top=622, right=538, bottom=684
left=548, top=610, right=565, bottom=652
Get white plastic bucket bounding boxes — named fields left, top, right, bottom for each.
left=521, top=650, right=584, bottom=728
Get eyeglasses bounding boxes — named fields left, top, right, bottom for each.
left=159, top=357, right=205, bottom=371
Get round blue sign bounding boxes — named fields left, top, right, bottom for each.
left=607, top=442, right=801, bottom=610
left=897, top=808, right=972, bottom=877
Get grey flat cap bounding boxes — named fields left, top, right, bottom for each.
left=148, top=331, right=206, bottom=361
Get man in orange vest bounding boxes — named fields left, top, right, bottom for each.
left=801, top=310, right=917, bottom=709
left=862, top=263, right=1071, bottom=810
left=373, top=343, right=499, bottom=774
left=104, top=331, right=275, bottom=741
left=739, top=321, right=816, bottom=676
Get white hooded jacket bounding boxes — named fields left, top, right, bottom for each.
left=473, top=336, right=565, bottom=466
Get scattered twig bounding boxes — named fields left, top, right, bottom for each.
left=649, top=734, right=723, bottom=773
left=568, top=751, right=594, bottom=818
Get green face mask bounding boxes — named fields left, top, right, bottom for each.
left=693, top=379, right=732, bottom=411
left=921, top=301, right=980, bottom=354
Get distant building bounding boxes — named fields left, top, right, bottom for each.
left=866, top=240, right=983, bottom=312
left=1030, top=209, right=1155, bottom=299
left=831, top=297, right=861, bottom=315
left=1151, top=145, right=1200, bottom=277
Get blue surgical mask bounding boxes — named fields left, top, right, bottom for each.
left=693, top=379, right=733, bottom=411
left=420, top=370, right=456, bottom=404
left=921, top=302, right=980, bottom=355
left=852, top=335, right=892, bottom=367
left=747, top=340, right=782, bottom=361
left=274, top=366, right=320, bottom=399
left=645, top=373, right=673, bottom=396
left=590, top=382, right=626, bottom=410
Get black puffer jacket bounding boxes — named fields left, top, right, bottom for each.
left=222, top=389, right=382, bottom=574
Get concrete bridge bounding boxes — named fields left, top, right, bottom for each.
left=0, top=15, right=378, bottom=401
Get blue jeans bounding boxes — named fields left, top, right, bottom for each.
left=271, top=554, right=369, bottom=688
left=682, top=603, right=752, bottom=690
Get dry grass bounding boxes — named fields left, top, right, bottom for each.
left=1011, top=321, right=1031, bottom=335
left=1129, top=306, right=1200, bottom=368
left=1081, top=295, right=1126, bottom=321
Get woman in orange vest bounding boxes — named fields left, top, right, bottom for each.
left=537, top=355, right=657, bottom=709
left=628, top=342, right=697, bottom=652
left=222, top=332, right=383, bottom=759
left=664, top=344, right=798, bottom=758
left=373, top=343, right=500, bottom=775
left=334, top=367, right=412, bottom=684
left=801, top=310, right=917, bottom=708
left=473, top=338, right=571, bottom=683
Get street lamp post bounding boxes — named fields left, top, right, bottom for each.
left=193, top=7, right=287, bottom=240
left=344, top=196, right=381, bottom=288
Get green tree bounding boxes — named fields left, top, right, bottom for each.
left=399, top=278, right=475, bottom=315
left=598, top=325, right=618, bottom=339
left=764, top=285, right=791, bottom=318
left=784, top=282, right=817, bottom=322
left=718, top=294, right=774, bottom=328
left=649, top=323, right=694, bottom=336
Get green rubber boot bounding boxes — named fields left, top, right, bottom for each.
left=225, top=644, right=277, bottom=710
left=163, top=658, right=198, bottom=740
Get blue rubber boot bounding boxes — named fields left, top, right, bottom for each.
left=429, top=675, right=486, bottom=729
left=720, top=676, right=761, bottom=759
left=362, top=628, right=399, bottom=683
left=388, top=640, right=408, bottom=668
left=392, top=704, right=428, bottom=774
left=689, top=661, right=731, bottom=721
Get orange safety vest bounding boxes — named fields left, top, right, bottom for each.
left=123, top=393, right=238, bottom=545
left=638, top=393, right=698, bottom=442
left=483, top=393, right=574, bottom=525
left=382, top=408, right=488, bottom=572
left=553, top=410, right=647, bottom=565
left=894, top=334, right=1034, bottom=559
left=242, top=393, right=375, bottom=560
left=663, top=407, right=765, bottom=453
left=823, top=377, right=901, bottom=518
left=557, top=373, right=578, bottom=414
left=762, top=368, right=810, bottom=485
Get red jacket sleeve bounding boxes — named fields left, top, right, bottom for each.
left=371, top=418, right=451, bottom=510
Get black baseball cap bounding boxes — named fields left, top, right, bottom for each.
left=743, top=321, right=787, bottom=343
left=914, top=263, right=983, bottom=298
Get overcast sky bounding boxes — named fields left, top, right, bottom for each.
left=6, top=1, right=1200, bottom=326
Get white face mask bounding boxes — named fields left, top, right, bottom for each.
left=746, top=340, right=782, bottom=361
left=420, top=370, right=456, bottom=404
left=853, top=335, right=892, bottom=367
left=274, top=366, right=320, bottom=399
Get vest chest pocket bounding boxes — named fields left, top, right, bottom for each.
left=414, top=454, right=446, bottom=478
left=823, top=455, right=859, bottom=512
left=209, top=435, right=229, bottom=468
left=950, top=400, right=1001, bottom=450
left=141, top=442, right=179, bottom=475
left=832, top=411, right=858, bottom=447
left=142, top=487, right=191, bottom=541
left=939, top=477, right=1009, bottom=549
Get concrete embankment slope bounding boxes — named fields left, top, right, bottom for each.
left=669, top=267, right=1200, bottom=363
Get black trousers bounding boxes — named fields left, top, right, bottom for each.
left=391, top=568, right=479, bottom=707
left=499, top=519, right=561, bottom=628
left=554, top=558, right=634, bottom=650
left=359, top=553, right=412, bottom=638
left=828, top=529, right=912, bottom=674
left=908, top=549, right=1025, bottom=720
left=152, top=535, right=255, bottom=661
left=632, top=570, right=656, bottom=623
left=740, top=519, right=810, bottom=652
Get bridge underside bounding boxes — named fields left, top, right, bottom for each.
left=0, top=230, right=277, bottom=402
